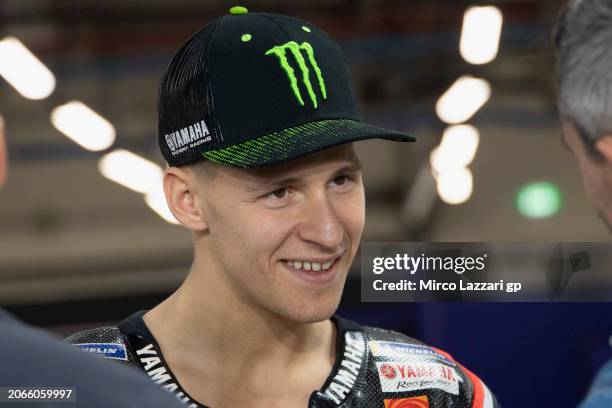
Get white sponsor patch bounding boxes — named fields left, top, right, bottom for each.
left=369, top=341, right=456, bottom=366
left=165, top=119, right=212, bottom=156
left=375, top=361, right=459, bottom=395
left=76, top=343, right=127, bottom=361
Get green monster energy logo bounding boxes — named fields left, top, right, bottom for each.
left=265, top=41, right=327, bottom=108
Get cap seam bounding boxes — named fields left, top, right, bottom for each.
left=259, top=13, right=292, bottom=40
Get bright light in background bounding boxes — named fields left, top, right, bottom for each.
left=437, top=167, right=473, bottom=205
left=516, top=182, right=563, bottom=219
left=145, top=184, right=180, bottom=225
left=51, top=101, right=116, bottom=151
left=429, top=147, right=443, bottom=180
left=430, top=125, right=480, bottom=173
left=436, top=76, right=491, bottom=124
left=98, top=149, right=163, bottom=194
left=0, top=37, right=56, bottom=100
left=460, top=6, right=503, bottom=65
left=100, top=150, right=179, bottom=225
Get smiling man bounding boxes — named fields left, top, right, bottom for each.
left=68, top=7, right=498, bottom=408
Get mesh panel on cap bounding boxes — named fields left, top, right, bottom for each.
left=158, top=18, right=223, bottom=166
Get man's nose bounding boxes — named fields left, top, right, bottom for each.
left=297, top=192, right=344, bottom=251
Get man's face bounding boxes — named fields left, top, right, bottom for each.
left=195, top=144, right=365, bottom=323
left=561, top=121, right=612, bottom=230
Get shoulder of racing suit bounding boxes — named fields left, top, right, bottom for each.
left=67, top=316, right=204, bottom=408
left=347, top=322, right=499, bottom=408
left=65, top=326, right=139, bottom=368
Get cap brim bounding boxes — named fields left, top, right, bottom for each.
left=202, top=118, right=416, bottom=168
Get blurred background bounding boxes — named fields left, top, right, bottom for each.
left=1, top=0, right=611, bottom=407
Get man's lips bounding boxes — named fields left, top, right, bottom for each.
left=280, top=254, right=344, bottom=284
left=280, top=250, right=345, bottom=270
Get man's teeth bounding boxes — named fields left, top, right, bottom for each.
left=286, top=259, right=335, bottom=271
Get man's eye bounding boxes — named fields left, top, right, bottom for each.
left=331, top=175, right=352, bottom=186
left=333, top=175, right=348, bottom=185
left=267, top=187, right=288, bottom=199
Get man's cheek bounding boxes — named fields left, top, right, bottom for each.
left=347, top=193, right=366, bottom=236
left=343, top=202, right=365, bottom=258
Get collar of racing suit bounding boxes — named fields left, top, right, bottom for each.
left=118, top=311, right=367, bottom=408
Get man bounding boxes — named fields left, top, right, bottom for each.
left=68, top=7, right=499, bottom=408
left=0, top=117, right=183, bottom=408
left=555, top=0, right=612, bottom=231
left=555, top=1, right=612, bottom=406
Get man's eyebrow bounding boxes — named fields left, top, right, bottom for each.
left=242, top=172, right=309, bottom=194
left=244, top=160, right=363, bottom=194
left=244, top=176, right=301, bottom=193
left=332, top=161, right=363, bottom=176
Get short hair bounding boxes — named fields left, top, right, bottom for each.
left=184, top=159, right=219, bottom=181
left=555, top=0, right=612, bottom=147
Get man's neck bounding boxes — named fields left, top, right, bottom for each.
left=147, top=280, right=335, bottom=361
left=143, top=259, right=337, bottom=404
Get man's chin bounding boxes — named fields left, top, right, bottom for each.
left=280, top=296, right=341, bottom=324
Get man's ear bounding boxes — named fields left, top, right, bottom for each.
left=163, top=167, right=208, bottom=231
left=0, top=116, right=7, bottom=187
left=595, top=135, right=612, bottom=164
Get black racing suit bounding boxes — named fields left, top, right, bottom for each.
left=67, top=311, right=499, bottom=408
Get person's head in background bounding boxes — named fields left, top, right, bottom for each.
left=0, top=116, right=6, bottom=188
left=555, top=0, right=612, bottom=230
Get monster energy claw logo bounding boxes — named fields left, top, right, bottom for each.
left=265, top=41, right=327, bottom=108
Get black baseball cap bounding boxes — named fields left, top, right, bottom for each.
left=158, top=6, right=415, bottom=168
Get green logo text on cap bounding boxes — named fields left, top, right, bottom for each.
left=230, top=6, right=248, bottom=15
